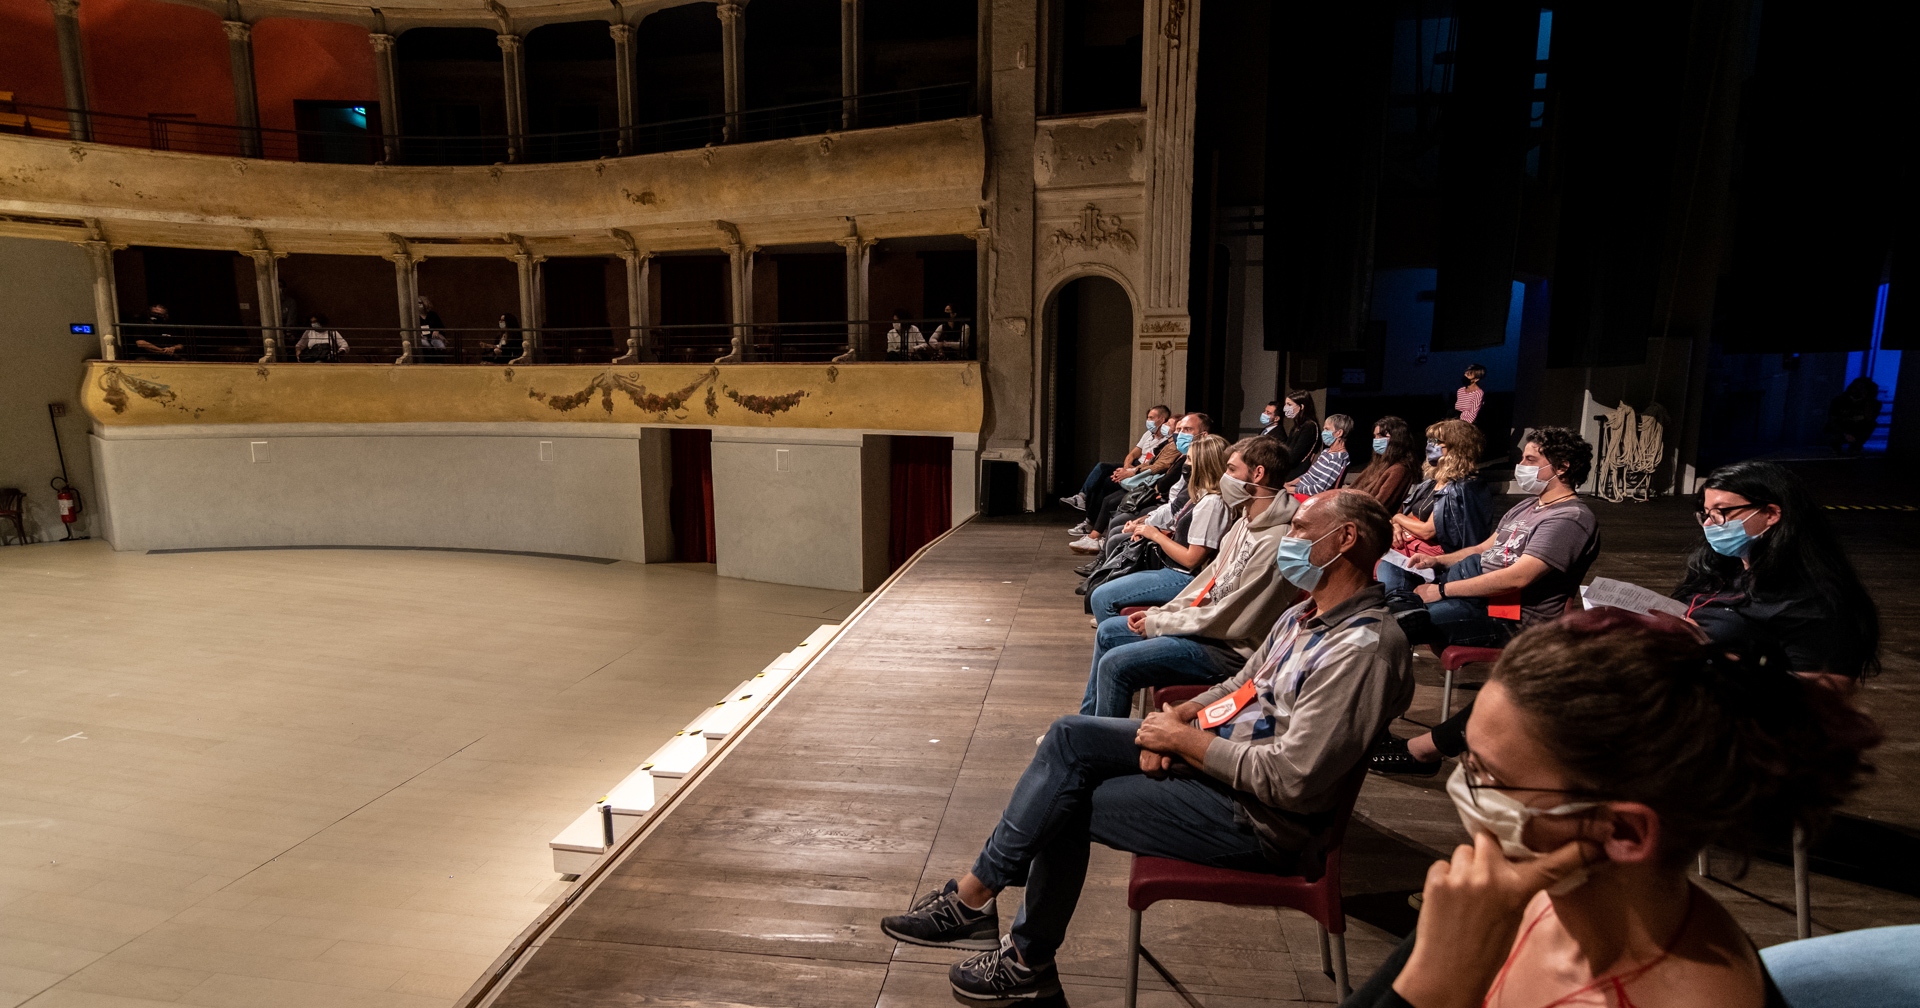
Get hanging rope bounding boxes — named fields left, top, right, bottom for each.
left=1594, top=402, right=1667, bottom=503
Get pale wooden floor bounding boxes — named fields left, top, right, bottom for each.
left=0, top=541, right=863, bottom=1008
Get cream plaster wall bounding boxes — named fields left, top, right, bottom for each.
left=710, top=432, right=888, bottom=593
left=0, top=237, right=101, bottom=543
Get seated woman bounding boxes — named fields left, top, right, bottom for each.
left=1286, top=414, right=1354, bottom=496
left=1351, top=415, right=1420, bottom=511
left=1347, top=609, right=1879, bottom=1008
left=1675, top=459, right=1879, bottom=686
left=1087, top=433, right=1229, bottom=620
left=1385, top=419, right=1495, bottom=575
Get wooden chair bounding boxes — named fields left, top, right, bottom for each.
left=0, top=488, right=28, bottom=545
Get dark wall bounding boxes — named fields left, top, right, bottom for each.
left=278, top=254, right=398, bottom=332
left=867, top=0, right=977, bottom=94
left=397, top=27, right=508, bottom=162
left=526, top=20, right=617, bottom=149
left=1051, top=0, right=1142, bottom=114
left=415, top=258, right=518, bottom=335
left=744, top=0, right=840, bottom=109
left=636, top=3, right=724, bottom=123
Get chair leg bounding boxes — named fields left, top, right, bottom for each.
left=1318, top=926, right=1330, bottom=976
left=1696, top=849, right=1710, bottom=879
left=1125, top=909, right=1141, bottom=1008
left=1441, top=669, right=1454, bottom=721
left=1330, top=931, right=1350, bottom=998
left=1793, top=823, right=1811, bottom=940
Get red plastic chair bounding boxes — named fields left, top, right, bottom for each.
left=1435, top=645, right=1504, bottom=718
left=1123, top=759, right=1370, bottom=1005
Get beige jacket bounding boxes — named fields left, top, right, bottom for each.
left=1138, top=492, right=1301, bottom=658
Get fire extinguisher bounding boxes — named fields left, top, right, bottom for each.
left=52, top=477, right=83, bottom=541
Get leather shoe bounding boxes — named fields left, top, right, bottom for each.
left=1368, top=737, right=1441, bottom=777
left=1073, top=581, right=1088, bottom=596
left=1074, top=562, right=1096, bottom=576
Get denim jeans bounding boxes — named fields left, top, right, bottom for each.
left=968, top=715, right=1282, bottom=966
left=1088, top=568, right=1196, bottom=622
left=1078, top=462, right=1120, bottom=497
left=1079, top=616, right=1230, bottom=717
left=1376, top=554, right=1516, bottom=649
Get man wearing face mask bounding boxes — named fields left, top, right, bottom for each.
left=1258, top=401, right=1281, bottom=436
left=1071, top=413, right=1207, bottom=555
left=1062, top=405, right=1171, bottom=517
left=880, top=489, right=1410, bottom=1001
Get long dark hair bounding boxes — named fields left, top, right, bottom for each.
left=1675, top=460, right=1880, bottom=678
left=1284, top=390, right=1318, bottom=438
left=1364, top=415, right=1419, bottom=474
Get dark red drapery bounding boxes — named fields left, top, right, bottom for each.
left=889, top=436, right=953, bottom=570
left=670, top=428, right=717, bottom=563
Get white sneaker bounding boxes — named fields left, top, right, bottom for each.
left=1060, top=493, right=1087, bottom=511
left=1068, top=536, right=1101, bottom=554
left=1068, top=521, right=1091, bottom=535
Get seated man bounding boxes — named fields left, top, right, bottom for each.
left=1061, top=404, right=1171, bottom=520
left=1080, top=435, right=1297, bottom=717
left=880, top=489, right=1412, bottom=1000
left=1069, top=411, right=1206, bottom=555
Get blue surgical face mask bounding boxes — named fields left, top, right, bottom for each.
left=1321, top=429, right=1337, bottom=447
left=1704, top=518, right=1759, bottom=558
left=1426, top=442, right=1444, bottom=462
left=1275, top=525, right=1345, bottom=592
left=1373, top=437, right=1390, bottom=454
left=1174, top=432, right=1194, bottom=452
left=1146, top=418, right=1160, bottom=433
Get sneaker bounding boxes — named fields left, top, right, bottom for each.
left=1367, top=736, right=1441, bottom=778
left=950, top=935, right=1061, bottom=1000
left=1074, top=562, right=1096, bottom=576
left=1067, top=521, right=1092, bottom=536
left=881, top=879, right=1000, bottom=950
left=1060, top=493, right=1087, bottom=511
left=1068, top=536, right=1101, bottom=554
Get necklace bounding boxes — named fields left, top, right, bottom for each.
left=1533, top=491, right=1575, bottom=510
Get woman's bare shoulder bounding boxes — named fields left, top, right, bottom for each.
left=1634, top=885, right=1766, bottom=1008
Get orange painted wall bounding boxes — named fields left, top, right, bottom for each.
left=0, top=0, right=67, bottom=108
left=77, top=0, right=234, bottom=125
left=253, top=18, right=377, bottom=133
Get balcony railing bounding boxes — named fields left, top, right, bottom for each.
left=113, top=318, right=975, bottom=365
left=0, top=83, right=973, bottom=166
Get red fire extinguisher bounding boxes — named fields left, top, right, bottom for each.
left=52, top=477, right=83, bottom=540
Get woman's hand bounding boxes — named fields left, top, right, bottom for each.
left=1409, top=553, right=1444, bottom=570
left=1392, top=527, right=1410, bottom=548
left=1391, top=834, right=1597, bottom=1008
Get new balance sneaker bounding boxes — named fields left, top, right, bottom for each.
left=1059, top=493, right=1087, bottom=511
left=950, top=935, right=1061, bottom=1001
left=1068, top=536, right=1101, bottom=554
left=1367, top=735, right=1441, bottom=777
left=880, top=879, right=999, bottom=950
left=1067, top=521, right=1092, bottom=536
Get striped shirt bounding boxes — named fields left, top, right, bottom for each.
left=1208, top=593, right=1387, bottom=743
left=1295, top=449, right=1349, bottom=495
left=1455, top=385, right=1485, bottom=423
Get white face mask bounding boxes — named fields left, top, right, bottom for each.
left=1514, top=464, right=1552, bottom=494
left=1218, top=473, right=1267, bottom=508
left=1446, top=765, right=1597, bottom=894
left=1283, top=402, right=1300, bottom=419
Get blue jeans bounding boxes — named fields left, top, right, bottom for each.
left=1080, top=616, right=1230, bottom=717
left=1078, top=462, right=1120, bottom=497
left=968, top=715, right=1282, bottom=966
left=1088, top=568, right=1196, bottom=622
left=1376, top=554, right=1517, bottom=648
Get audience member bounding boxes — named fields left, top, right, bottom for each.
left=1077, top=436, right=1298, bottom=716
left=930, top=304, right=965, bottom=358
left=1372, top=427, right=1597, bottom=776
left=1061, top=405, right=1171, bottom=519
left=1351, top=415, right=1419, bottom=511
left=1388, top=419, right=1494, bottom=564
left=294, top=314, right=347, bottom=362
left=1288, top=414, right=1353, bottom=496
left=482, top=313, right=523, bottom=364
left=1070, top=413, right=1205, bottom=555
left=1826, top=377, right=1880, bottom=456
left=1674, top=459, right=1880, bottom=685
left=131, top=303, right=184, bottom=359
left=417, top=297, right=448, bottom=361
left=1278, top=391, right=1320, bottom=480
left=1347, top=609, right=1879, bottom=1008
left=881, top=489, right=1410, bottom=1001
left=888, top=310, right=925, bottom=360
left=1259, top=401, right=1281, bottom=436
left=1455, top=363, right=1487, bottom=425
left=1086, top=433, right=1229, bottom=620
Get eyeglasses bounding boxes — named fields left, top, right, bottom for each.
left=1695, top=503, right=1761, bottom=527
left=1460, top=749, right=1600, bottom=812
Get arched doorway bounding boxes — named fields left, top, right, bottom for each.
left=1045, top=275, right=1135, bottom=497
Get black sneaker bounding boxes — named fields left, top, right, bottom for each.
left=1368, top=736, right=1441, bottom=777
left=881, top=879, right=999, bottom=950
left=1073, top=562, right=1096, bottom=576
left=950, top=935, right=1061, bottom=1000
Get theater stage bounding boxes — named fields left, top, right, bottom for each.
left=482, top=474, right=1919, bottom=1008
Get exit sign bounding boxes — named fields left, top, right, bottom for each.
left=70, top=323, right=94, bottom=334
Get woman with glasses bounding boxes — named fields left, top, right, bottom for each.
left=1673, top=459, right=1879, bottom=684
left=1345, top=608, right=1879, bottom=1008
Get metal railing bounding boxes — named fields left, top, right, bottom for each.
left=113, top=318, right=974, bottom=364
left=0, top=83, right=973, bottom=166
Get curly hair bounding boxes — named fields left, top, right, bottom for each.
left=1423, top=419, right=1482, bottom=486
left=1493, top=609, right=1880, bottom=865
left=1524, top=426, right=1594, bottom=488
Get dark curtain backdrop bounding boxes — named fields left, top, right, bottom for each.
left=670, top=428, right=717, bottom=563
left=889, top=436, right=952, bottom=570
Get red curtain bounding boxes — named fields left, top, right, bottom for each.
left=889, top=436, right=953, bottom=569
left=670, top=428, right=717, bottom=563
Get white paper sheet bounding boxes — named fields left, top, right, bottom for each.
left=1380, top=549, right=1437, bottom=582
left=1580, top=577, right=1690, bottom=619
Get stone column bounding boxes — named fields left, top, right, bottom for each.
left=610, top=23, right=637, bottom=155
left=82, top=239, right=118, bottom=359
left=247, top=247, right=282, bottom=362
left=613, top=250, right=651, bottom=362
left=717, top=2, right=743, bottom=142
left=839, top=0, right=861, bottom=129
left=835, top=234, right=864, bottom=358
left=970, top=227, right=990, bottom=361
left=389, top=252, right=418, bottom=364
left=511, top=252, right=540, bottom=364
left=369, top=32, right=401, bottom=162
left=223, top=20, right=262, bottom=157
left=498, top=33, right=528, bottom=162
left=1134, top=0, right=1203, bottom=421
left=48, top=0, right=91, bottom=141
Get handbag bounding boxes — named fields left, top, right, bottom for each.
left=1119, top=468, right=1160, bottom=490
left=1082, top=534, right=1168, bottom=612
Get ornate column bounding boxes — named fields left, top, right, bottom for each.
left=246, top=240, right=283, bottom=362
left=839, top=0, right=861, bottom=129
left=223, top=19, right=262, bottom=157
left=969, top=226, right=990, bottom=360
left=497, top=33, right=528, bottom=162
left=48, top=0, right=91, bottom=141
left=834, top=231, right=873, bottom=358
left=1135, top=0, right=1203, bottom=420
left=610, top=23, right=637, bottom=155
left=613, top=249, right=651, bottom=363
left=511, top=250, right=541, bottom=364
left=369, top=32, right=401, bottom=162
left=389, top=250, right=418, bottom=364
left=81, top=236, right=118, bottom=359
left=717, top=2, right=744, bottom=142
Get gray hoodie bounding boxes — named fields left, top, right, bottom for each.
left=1138, top=491, right=1302, bottom=665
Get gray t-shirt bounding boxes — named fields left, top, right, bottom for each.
left=1480, top=496, right=1600, bottom=625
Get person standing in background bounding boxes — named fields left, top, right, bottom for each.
left=1454, top=363, right=1486, bottom=425
left=1258, top=401, right=1281, bottom=436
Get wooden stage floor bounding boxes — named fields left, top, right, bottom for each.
left=489, top=474, right=1919, bottom=1007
